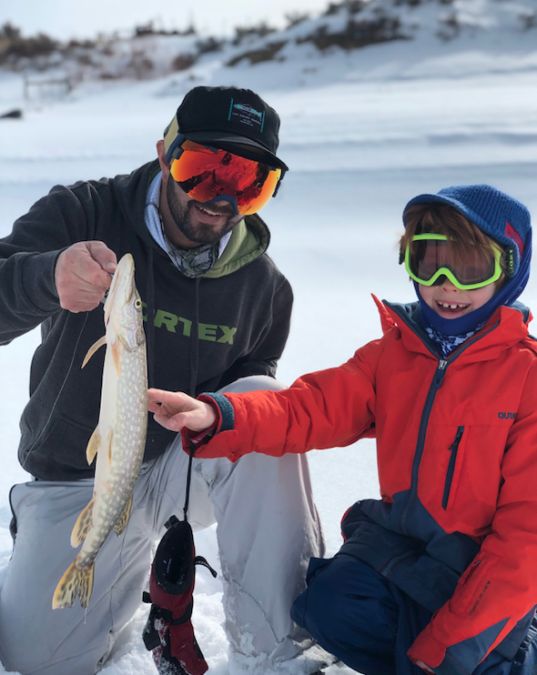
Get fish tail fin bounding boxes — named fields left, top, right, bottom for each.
left=52, top=559, right=95, bottom=610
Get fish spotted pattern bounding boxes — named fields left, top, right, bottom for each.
left=52, top=253, right=148, bottom=610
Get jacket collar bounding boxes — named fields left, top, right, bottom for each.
left=372, top=295, right=532, bottom=364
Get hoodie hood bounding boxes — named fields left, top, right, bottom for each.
left=113, top=160, right=271, bottom=278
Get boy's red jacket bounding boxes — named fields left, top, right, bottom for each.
left=188, top=298, right=537, bottom=675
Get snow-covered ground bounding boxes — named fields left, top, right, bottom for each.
left=1, top=8, right=537, bottom=672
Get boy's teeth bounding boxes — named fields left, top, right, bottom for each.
left=438, top=302, right=468, bottom=309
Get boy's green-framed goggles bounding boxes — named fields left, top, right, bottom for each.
left=403, top=234, right=504, bottom=290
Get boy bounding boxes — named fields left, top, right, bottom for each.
left=148, top=185, right=537, bottom=675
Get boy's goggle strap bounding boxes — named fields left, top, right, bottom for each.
left=169, top=139, right=282, bottom=216
left=404, top=234, right=504, bottom=290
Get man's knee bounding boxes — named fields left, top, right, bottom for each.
left=0, top=627, right=113, bottom=675
left=218, top=375, right=286, bottom=395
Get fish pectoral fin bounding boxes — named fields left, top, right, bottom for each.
left=71, top=497, right=94, bottom=547
left=111, top=340, right=121, bottom=376
left=113, top=496, right=132, bottom=537
left=52, top=558, right=95, bottom=610
left=82, top=336, right=107, bottom=368
left=107, top=429, right=114, bottom=465
left=86, top=427, right=101, bottom=465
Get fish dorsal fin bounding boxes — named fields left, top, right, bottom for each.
left=107, top=429, right=114, bottom=465
left=82, top=336, right=107, bottom=368
left=86, top=427, right=101, bottom=465
left=113, top=496, right=132, bottom=537
left=70, top=497, right=94, bottom=548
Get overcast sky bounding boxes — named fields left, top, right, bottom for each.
left=0, top=0, right=330, bottom=41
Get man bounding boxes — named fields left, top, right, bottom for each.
left=0, top=86, right=325, bottom=675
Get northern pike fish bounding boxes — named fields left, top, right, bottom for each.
left=53, top=253, right=147, bottom=610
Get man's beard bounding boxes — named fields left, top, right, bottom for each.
left=166, top=179, right=240, bottom=246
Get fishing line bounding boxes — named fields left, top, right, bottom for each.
left=182, top=278, right=200, bottom=524
left=183, top=444, right=196, bottom=523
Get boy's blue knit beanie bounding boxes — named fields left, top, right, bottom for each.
left=404, top=184, right=530, bottom=274
left=403, top=184, right=532, bottom=335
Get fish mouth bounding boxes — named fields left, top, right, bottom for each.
left=104, top=254, right=136, bottom=325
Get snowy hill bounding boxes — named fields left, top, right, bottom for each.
left=1, top=1, right=537, bottom=673
left=2, top=0, right=537, bottom=91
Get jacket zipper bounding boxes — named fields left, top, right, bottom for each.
left=442, top=426, right=465, bottom=509
left=387, top=304, right=501, bottom=536
left=400, top=358, right=448, bottom=534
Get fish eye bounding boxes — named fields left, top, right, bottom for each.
left=134, top=299, right=142, bottom=309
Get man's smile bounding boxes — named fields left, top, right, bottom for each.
left=192, top=202, right=235, bottom=225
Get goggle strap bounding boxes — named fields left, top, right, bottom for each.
left=272, top=170, right=286, bottom=198
left=504, top=245, right=516, bottom=278
left=164, top=118, right=185, bottom=164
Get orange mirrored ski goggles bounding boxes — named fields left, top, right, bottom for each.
left=170, top=139, right=282, bottom=216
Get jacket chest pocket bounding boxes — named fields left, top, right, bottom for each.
left=442, top=425, right=467, bottom=510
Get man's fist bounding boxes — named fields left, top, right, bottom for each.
left=54, top=241, right=117, bottom=312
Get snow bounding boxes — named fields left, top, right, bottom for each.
left=1, top=3, right=537, bottom=672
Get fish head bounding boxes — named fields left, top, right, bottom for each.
left=104, top=254, right=145, bottom=351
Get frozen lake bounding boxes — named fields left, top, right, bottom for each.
left=1, top=51, right=537, bottom=674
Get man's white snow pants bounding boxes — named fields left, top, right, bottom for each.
left=0, top=376, right=325, bottom=675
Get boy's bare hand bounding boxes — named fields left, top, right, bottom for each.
left=55, top=241, right=117, bottom=312
left=148, top=389, right=216, bottom=432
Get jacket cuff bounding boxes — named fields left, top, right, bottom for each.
left=180, top=394, right=235, bottom=456
left=198, top=393, right=235, bottom=432
left=409, top=629, right=450, bottom=674
left=22, top=250, right=62, bottom=311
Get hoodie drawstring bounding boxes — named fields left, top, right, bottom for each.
left=145, top=247, right=156, bottom=389
left=144, top=253, right=200, bottom=524
left=183, top=278, right=200, bottom=522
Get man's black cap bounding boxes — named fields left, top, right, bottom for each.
left=164, top=86, right=288, bottom=172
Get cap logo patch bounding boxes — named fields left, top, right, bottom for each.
left=227, top=98, right=266, bottom=132
left=505, top=221, right=524, bottom=254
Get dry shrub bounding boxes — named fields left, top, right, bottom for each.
left=226, top=41, right=286, bottom=66
left=324, top=0, right=367, bottom=16
left=232, top=21, right=276, bottom=46
left=172, top=53, right=197, bottom=70
left=298, top=15, right=407, bottom=51
left=196, top=37, right=223, bottom=54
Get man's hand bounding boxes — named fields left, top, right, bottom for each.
left=148, top=389, right=216, bottom=432
left=54, top=241, right=117, bottom=312
left=416, top=661, right=435, bottom=674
